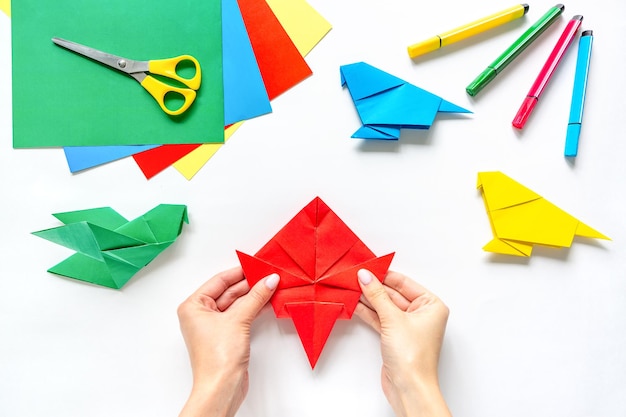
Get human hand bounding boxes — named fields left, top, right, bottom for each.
left=177, top=267, right=279, bottom=417
left=355, top=269, right=451, bottom=417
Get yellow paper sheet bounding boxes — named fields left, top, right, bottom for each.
left=173, top=123, right=243, bottom=180
left=1, top=0, right=10, bottom=17
left=173, top=0, right=331, bottom=180
left=267, top=0, right=332, bottom=57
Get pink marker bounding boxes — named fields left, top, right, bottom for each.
left=512, top=15, right=583, bottom=129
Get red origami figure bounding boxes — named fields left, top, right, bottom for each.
left=237, top=197, right=394, bottom=368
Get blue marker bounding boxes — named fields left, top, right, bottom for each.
left=565, top=30, right=593, bottom=157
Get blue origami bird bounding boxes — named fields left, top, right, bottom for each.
left=340, top=62, right=471, bottom=139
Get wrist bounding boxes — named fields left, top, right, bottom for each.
left=180, top=370, right=246, bottom=417
left=192, top=365, right=245, bottom=391
left=393, top=374, right=451, bottom=417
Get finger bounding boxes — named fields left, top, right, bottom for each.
left=215, top=278, right=251, bottom=311
left=357, top=269, right=397, bottom=317
left=354, top=302, right=381, bottom=334
left=385, top=285, right=412, bottom=311
left=177, top=292, right=218, bottom=321
left=406, top=292, right=447, bottom=314
left=190, top=267, right=246, bottom=300
left=231, top=273, right=280, bottom=322
left=359, top=286, right=411, bottom=311
left=358, top=293, right=373, bottom=310
left=383, top=270, right=430, bottom=302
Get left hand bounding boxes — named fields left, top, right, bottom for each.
left=177, top=267, right=280, bottom=417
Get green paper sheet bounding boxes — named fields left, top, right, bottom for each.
left=33, top=204, right=189, bottom=289
left=12, top=0, right=224, bottom=148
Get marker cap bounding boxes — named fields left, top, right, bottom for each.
left=466, top=68, right=497, bottom=96
left=408, top=36, right=441, bottom=58
left=565, top=124, right=581, bottom=157
left=512, top=96, right=538, bottom=129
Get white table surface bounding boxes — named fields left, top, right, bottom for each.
left=1, top=1, right=625, bottom=416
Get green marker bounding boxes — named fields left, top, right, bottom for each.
left=466, top=4, right=565, bottom=96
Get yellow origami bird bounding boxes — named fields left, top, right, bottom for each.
left=477, top=171, right=610, bottom=256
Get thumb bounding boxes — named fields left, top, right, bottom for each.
left=234, top=273, right=280, bottom=321
left=358, top=269, right=396, bottom=317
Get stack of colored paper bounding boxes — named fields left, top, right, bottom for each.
left=11, top=0, right=331, bottom=179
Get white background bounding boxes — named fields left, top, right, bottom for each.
left=1, top=1, right=625, bottom=416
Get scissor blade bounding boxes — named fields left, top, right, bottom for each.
left=51, top=38, right=148, bottom=74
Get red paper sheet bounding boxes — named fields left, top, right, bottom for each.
left=237, top=197, right=394, bottom=368
left=237, top=0, right=312, bottom=99
left=132, top=145, right=201, bottom=179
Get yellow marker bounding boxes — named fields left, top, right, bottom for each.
left=408, top=4, right=529, bottom=59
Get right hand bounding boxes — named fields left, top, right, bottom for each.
left=355, top=269, right=451, bottom=417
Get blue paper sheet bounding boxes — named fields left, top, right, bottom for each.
left=64, top=146, right=159, bottom=172
left=222, top=0, right=271, bottom=125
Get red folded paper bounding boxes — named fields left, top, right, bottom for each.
left=237, top=197, right=394, bottom=368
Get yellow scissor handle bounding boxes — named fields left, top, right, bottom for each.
left=140, top=75, right=197, bottom=116
left=148, top=55, right=202, bottom=90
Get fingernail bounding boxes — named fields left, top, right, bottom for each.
left=264, top=273, right=280, bottom=290
left=357, top=269, right=373, bottom=285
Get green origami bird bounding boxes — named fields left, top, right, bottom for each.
left=33, top=204, right=188, bottom=289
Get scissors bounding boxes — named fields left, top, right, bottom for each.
left=52, top=37, right=201, bottom=116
